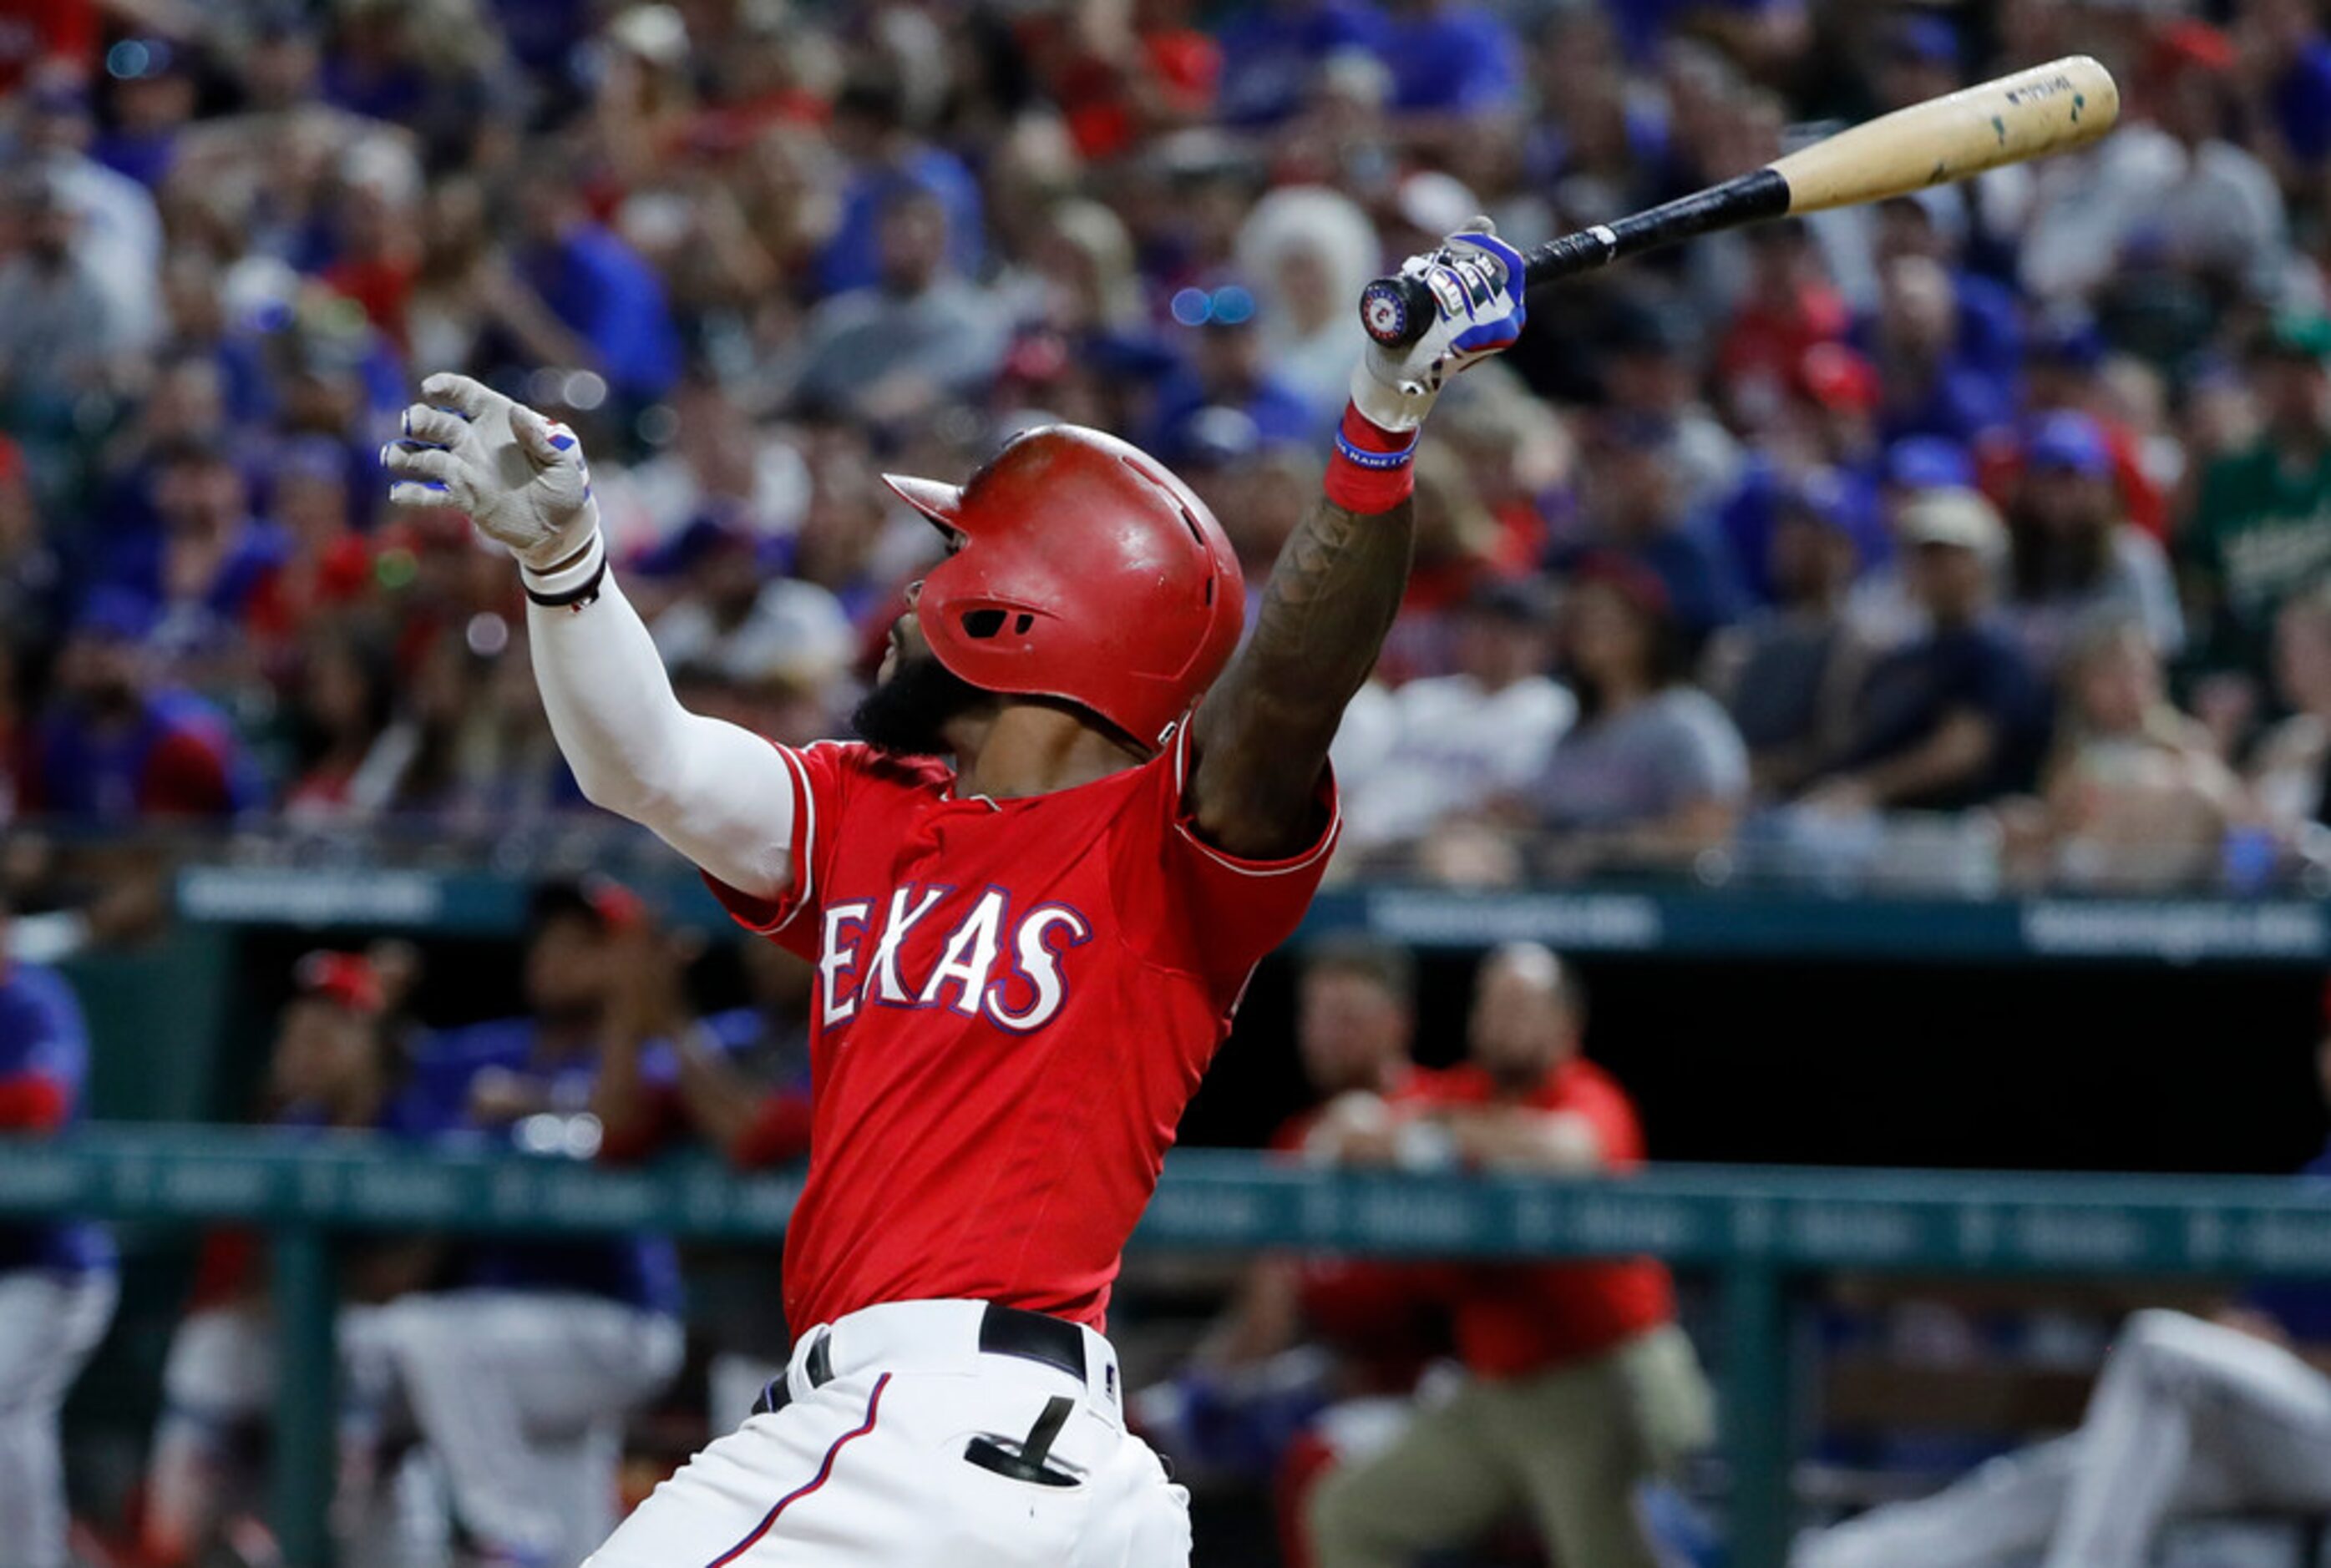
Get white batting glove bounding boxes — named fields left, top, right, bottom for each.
left=383, top=372, right=602, bottom=582
left=1351, top=219, right=1528, bottom=432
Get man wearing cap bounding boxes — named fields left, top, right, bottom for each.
left=2187, top=316, right=2331, bottom=682
left=1805, top=488, right=2047, bottom=814
left=1335, top=578, right=1574, bottom=857
left=2003, top=410, right=2182, bottom=673
left=0, top=892, right=115, bottom=1568
left=143, top=950, right=428, bottom=1567
left=369, top=881, right=685, bottom=1567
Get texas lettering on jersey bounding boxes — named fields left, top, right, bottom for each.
left=703, top=729, right=1337, bottom=1332
left=815, top=884, right=1090, bottom=1033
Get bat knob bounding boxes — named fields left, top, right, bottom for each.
left=1360, top=274, right=1432, bottom=351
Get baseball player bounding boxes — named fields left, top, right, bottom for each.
left=384, top=220, right=1527, bottom=1566
left=369, top=880, right=687, bottom=1568
left=0, top=891, right=117, bottom=1568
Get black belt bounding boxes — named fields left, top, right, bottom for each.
left=753, top=1303, right=1086, bottom=1417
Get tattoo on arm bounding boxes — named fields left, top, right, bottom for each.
left=1189, top=494, right=1416, bottom=857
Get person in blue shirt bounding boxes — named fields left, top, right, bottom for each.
left=23, top=592, right=264, bottom=822
left=814, top=73, right=986, bottom=298
left=0, top=892, right=116, bottom=1568
left=143, top=949, right=438, bottom=1568
left=506, top=178, right=682, bottom=406
left=1143, top=279, right=1323, bottom=457
left=370, top=879, right=684, bottom=1568
left=1380, top=0, right=1522, bottom=118
left=595, top=931, right=815, bottom=1432
left=1215, top=0, right=1391, bottom=126
left=1804, top=488, right=2047, bottom=814
left=1563, top=412, right=1748, bottom=652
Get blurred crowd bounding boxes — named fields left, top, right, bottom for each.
left=16, top=0, right=2331, bottom=919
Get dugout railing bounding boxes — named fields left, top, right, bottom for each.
left=8, top=1131, right=2331, bottom=1566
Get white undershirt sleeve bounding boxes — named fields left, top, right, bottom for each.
left=526, top=569, right=799, bottom=900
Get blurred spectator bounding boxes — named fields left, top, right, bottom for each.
left=1868, top=255, right=2005, bottom=449
left=140, top=950, right=433, bottom=1568
left=644, top=516, right=855, bottom=700
left=2014, top=617, right=2242, bottom=893
left=1599, top=296, right=1742, bottom=515
left=2186, top=315, right=2331, bottom=682
left=1335, top=579, right=1573, bottom=860
left=1234, top=185, right=1376, bottom=427
left=1846, top=438, right=1979, bottom=655
left=1716, top=221, right=1851, bottom=434
left=1569, top=413, right=1746, bottom=647
left=1151, top=938, right=1438, bottom=1568
left=1380, top=0, right=1522, bottom=122
left=0, top=438, right=61, bottom=663
left=1214, top=0, right=1391, bottom=129
left=1805, top=490, right=2048, bottom=815
left=1150, top=277, right=1319, bottom=456
left=508, top=173, right=682, bottom=405
left=0, top=890, right=115, bottom=1568
left=0, top=168, right=137, bottom=407
left=2252, top=584, right=2331, bottom=842
left=2020, top=21, right=2291, bottom=311
left=661, top=938, right=814, bottom=1430
left=1705, top=473, right=1876, bottom=800
left=369, top=880, right=684, bottom=1567
left=1797, top=1028, right=2331, bottom=1568
left=22, top=592, right=261, bottom=823
left=1521, top=558, right=1747, bottom=873
left=1309, top=943, right=1712, bottom=1568
left=2001, top=411, right=2183, bottom=673
left=17, top=71, right=164, bottom=352
left=816, top=72, right=986, bottom=297
left=790, top=185, right=1008, bottom=427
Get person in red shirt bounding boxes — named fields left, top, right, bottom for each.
left=383, top=220, right=1529, bottom=1566
left=1153, top=940, right=1444, bottom=1568
left=1310, top=942, right=1715, bottom=1568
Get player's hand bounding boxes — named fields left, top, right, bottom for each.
left=383, top=372, right=600, bottom=572
left=1352, top=219, right=1527, bottom=432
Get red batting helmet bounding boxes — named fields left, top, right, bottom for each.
left=881, top=426, right=1244, bottom=747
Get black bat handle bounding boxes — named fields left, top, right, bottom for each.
left=1357, top=169, right=1792, bottom=352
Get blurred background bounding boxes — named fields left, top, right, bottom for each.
left=11, top=0, right=2331, bottom=1564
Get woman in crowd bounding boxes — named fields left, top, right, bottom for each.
left=2011, top=615, right=2244, bottom=892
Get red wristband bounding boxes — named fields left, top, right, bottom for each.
left=1323, top=402, right=1419, bottom=513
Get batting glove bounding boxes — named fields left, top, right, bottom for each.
left=384, top=373, right=601, bottom=579
left=1350, top=219, right=1528, bottom=432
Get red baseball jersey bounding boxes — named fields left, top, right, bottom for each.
left=1421, top=1060, right=1676, bottom=1378
left=707, top=724, right=1337, bottom=1333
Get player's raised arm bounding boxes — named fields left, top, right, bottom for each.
left=383, top=373, right=798, bottom=899
left=1188, top=224, right=1528, bottom=858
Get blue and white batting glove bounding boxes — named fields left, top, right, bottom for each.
left=384, top=373, right=602, bottom=587
left=1350, top=219, right=1528, bottom=432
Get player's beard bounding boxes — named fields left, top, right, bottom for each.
left=851, top=648, right=989, bottom=757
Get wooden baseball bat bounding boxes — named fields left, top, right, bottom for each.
left=1359, top=54, right=2121, bottom=350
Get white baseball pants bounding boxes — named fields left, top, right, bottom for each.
left=373, top=1289, right=684, bottom=1567
left=0, top=1268, right=117, bottom=1568
left=1796, top=1308, right=2331, bottom=1568
left=586, top=1299, right=1193, bottom=1568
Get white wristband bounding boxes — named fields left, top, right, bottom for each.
left=519, top=527, right=606, bottom=602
